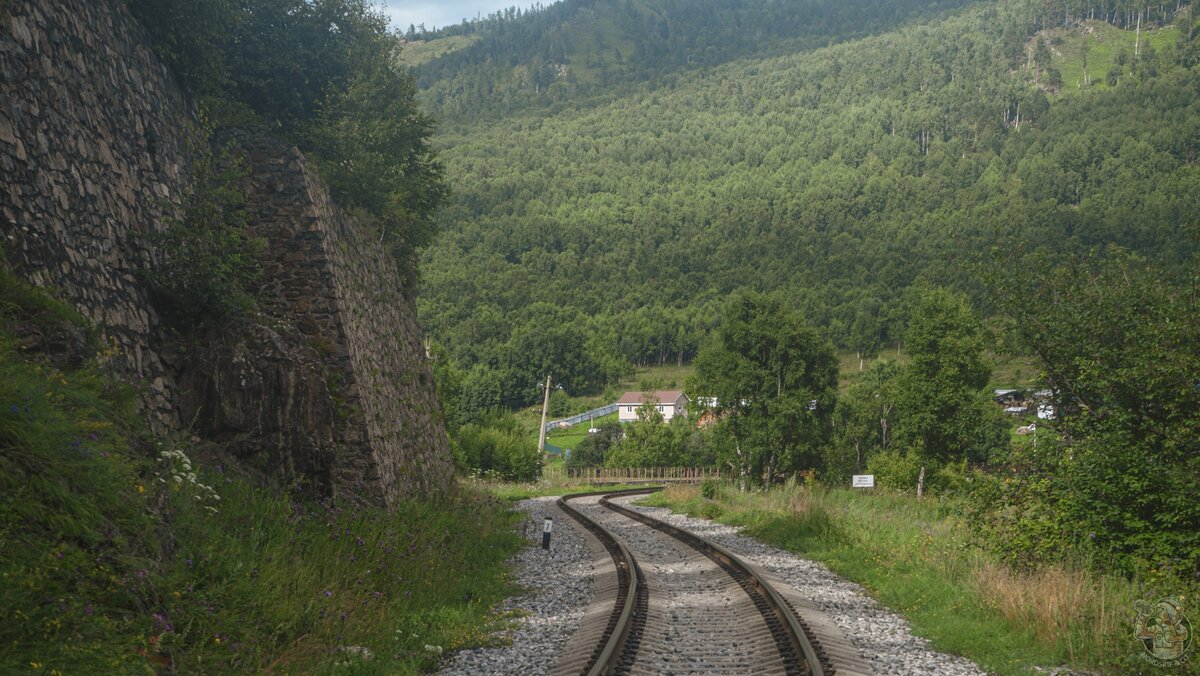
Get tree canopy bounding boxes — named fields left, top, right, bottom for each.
left=129, top=0, right=446, bottom=280
left=689, top=292, right=838, bottom=485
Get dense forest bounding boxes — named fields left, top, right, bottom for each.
left=415, top=0, right=1200, bottom=410
left=412, top=0, right=1199, bottom=587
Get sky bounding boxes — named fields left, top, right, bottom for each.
left=379, top=1, right=519, bottom=32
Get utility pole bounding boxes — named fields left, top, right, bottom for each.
left=537, top=374, right=552, bottom=455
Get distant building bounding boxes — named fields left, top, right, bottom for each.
left=994, top=388, right=1032, bottom=416
left=993, top=389, right=1024, bottom=405
left=617, top=391, right=689, bottom=423
left=1032, top=389, right=1056, bottom=420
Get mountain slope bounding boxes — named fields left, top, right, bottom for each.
left=407, top=0, right=989, bottom=123
left=417, top=1, right=1200, bottom=405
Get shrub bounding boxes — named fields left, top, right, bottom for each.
left=866, top=450, right=924, bottom=491
left=566, top=420, right=622, bottom=469
left=142, top=121, right=262, bottom=331
left=454, top=417, right=540, bottom=482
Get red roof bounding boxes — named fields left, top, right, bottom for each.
left=617, top=391, right=687, bottom=405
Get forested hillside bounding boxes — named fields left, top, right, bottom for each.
left=404, top=0, right=982, bottom=121
left=416, top=0, right=1200, bottom=409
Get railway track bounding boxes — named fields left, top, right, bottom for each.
left=553, top=488, right=851, bottom=676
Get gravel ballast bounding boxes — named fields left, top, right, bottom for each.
left=609, top=495, right=986, bottom=676
left=436, top=497, right=600, bottom=676
left=438, top=493, right=986, bottom=675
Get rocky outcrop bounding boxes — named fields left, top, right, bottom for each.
left=0, top=0, right=454, bottom=504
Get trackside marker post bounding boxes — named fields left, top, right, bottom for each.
left=542, top=516, right=553, bottom=550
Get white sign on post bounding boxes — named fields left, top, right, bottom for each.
left=851, top=475, right=875, bottom=488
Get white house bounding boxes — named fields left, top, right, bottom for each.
left=617, top=391, right=689, bottom=423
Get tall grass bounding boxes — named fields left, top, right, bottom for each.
left=645, top=482, right=1165, bottom=674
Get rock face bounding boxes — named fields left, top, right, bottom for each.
left=0, top=0, right=454, bottom=504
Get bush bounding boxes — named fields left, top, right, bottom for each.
left=866, top=450, right=924, bottom=491
left=142, top=121, right=262, bottom=331
left=566, top=420, right=622, bottom=469
left=128, top=0, right=445, bottom=284
left=700, top=478, right=717, bottom=500
left=454, top=416, right=540, bottom=482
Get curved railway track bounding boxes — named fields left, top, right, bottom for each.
left=555, top=488, right=834, bottom=676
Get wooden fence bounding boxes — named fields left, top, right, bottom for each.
left=544, top=465, right=721, bottom=484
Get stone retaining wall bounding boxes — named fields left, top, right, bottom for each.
left=0, top=0, right=453, bottom=504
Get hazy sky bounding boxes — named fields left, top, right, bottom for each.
left=380, top=1, right=524, bottom=32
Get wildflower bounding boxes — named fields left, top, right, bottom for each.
left=136, top=484, right=146, bottom=494
left=323, top=590, right=332, bottom=598
left=423, top=644, right=443, bottom=655
left=83, top=605, right=93, bottom=615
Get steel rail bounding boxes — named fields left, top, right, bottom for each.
left=557, top=488, right=659, bottom=675
left=599, top=493, right=830, bottom=676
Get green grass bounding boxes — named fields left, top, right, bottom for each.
left=988, top=354, right=1039, bottom=391
left=641, top=483, right=1154, bottom=675
left=397, top=35, right=480, bottom=67
left=1040, top=21, right=1179, bottom=96
left=545, top=412, right=617, bottom=450
left=0, top=269, right=526, bottom=674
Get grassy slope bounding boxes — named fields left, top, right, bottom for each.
left=1043, top=21, right=1179, bottom=96
left=398, top=35, right=480, bottom=67
left=546, top=412, right=618, bottom=450
left=0, top=269, right=525, bottom=674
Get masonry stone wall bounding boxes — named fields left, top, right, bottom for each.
left=1, top=0, right=191, bottom=427
left=0, top=0, right=454, bottom=505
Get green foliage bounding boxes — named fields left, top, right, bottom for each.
left=689, top=291, right=838, bottom=485
left=496, top=303, right=615, bottom=407
left=128, top=0, right=445, bottom=281
left=604, top=414, right=698, bottom=468
left=828, top=359, right=902, bottom=483
left=0, top=275, right=149, bottom=671
left=141, top=122, right=262, bottom=330
left=454, top=415, right=541, bottom=481
left=304, top=55, right=447, bottom=281
left=700, top=478, right=717, bottom=500
left=979, top=249, right=1200, bottom=582
left=565, top=419, right=622, bottom=468
left=865, top=450, right=924, bottom=491
left=412, top=0, right=983, bottom=123
left=831, top=290, right=1004, bottom=486
left=0, top=259, right=90, bottom=339
left=419, top=2, right=1200, bottom=385
left=0, top=273, right=524, bottom=672
left=892, top=288, right=1006, bottom=466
